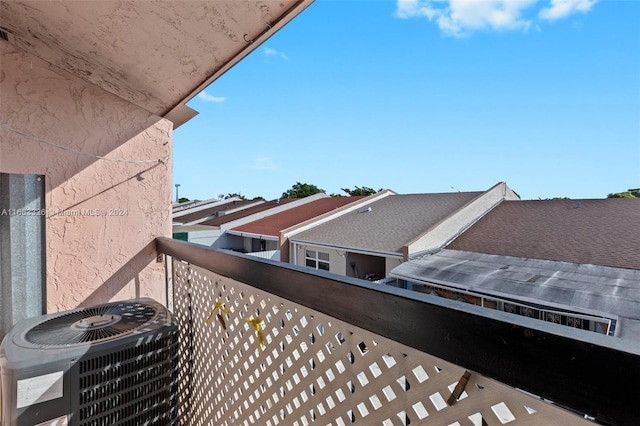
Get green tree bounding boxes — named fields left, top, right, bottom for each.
left=225, top=193, right=247, bottom=200
left=340, top=186, right=382, bottom=196
left=281, top=182, right=325, bottom=199
left=607, top=188, right=640, bottom=198
left=177, top=197, right=190, bottom=203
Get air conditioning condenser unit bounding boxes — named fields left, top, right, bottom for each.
left=0, top=298, right=179, bottom=426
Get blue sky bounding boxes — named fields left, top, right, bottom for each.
left=173, top=0, right=639, bottom=201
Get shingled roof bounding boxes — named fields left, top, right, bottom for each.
left=173, top=199, right=260, bottom=225
left=199, top=199, right=298, bottom=227
left=230, top=197, right=366, bottom=237
left=446, top=198, right=640, bottom=270
left=291, top=192, right=483, bottom=254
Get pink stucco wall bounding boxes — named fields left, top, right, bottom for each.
left=0, top=43, right=172, bottom=312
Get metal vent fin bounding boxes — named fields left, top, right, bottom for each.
left=24, top=302, right=157, bottom=347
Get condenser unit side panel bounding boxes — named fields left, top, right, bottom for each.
left=1, top=358, right=72, bottom=426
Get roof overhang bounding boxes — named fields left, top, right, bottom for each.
left=227, top=229, right=278, bottom=242
left=0, top=0, right=314, bottom=128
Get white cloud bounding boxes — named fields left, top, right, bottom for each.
left=263, top=47, right=289, bottom=60
left=396, top=0, right=597, bottom=36
left=539, top=0, right=597, bottom=21
left=197, top=90, right=226, bottom=103
left=396, top=0, right=439, bottom=19
left=251, top=156, right=278, bottom=171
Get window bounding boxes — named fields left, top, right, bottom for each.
left=305, top=250, right=330, bottom=271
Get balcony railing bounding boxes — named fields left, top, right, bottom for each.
left=156, top=237, right=640, bottom=426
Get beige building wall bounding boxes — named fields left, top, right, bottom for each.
left=291, top=243, right=348, bottom=276
left=291, top=242, right=403, bottom=280
left=0, top=43, right=172, bottom=312
left=385, top=257, right=402, bottom=277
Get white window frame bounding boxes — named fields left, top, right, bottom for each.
left=305, top=249, right=330, bottom=271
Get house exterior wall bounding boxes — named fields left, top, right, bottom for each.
left=188, top=229, right=224, bottom=247
left=385, top=257, right=402, bottom=277
left=0, top=43, right=172, bottom=313
left=280, top=236, right=291, bottom=264
left=242, top=237, right=252, bottom=253
left=291, top=243, right=347, bottom=276
left=290, top=241, right=403, bottom=280
left=267, top=239, right=279, bottom=252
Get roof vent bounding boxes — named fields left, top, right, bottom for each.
left=0, top=27, right=15, bottom=45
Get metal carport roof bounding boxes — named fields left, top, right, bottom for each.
left=391, top=249, right=640, bottom=342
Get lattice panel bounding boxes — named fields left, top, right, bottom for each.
left=172, top=260, right=591, bottom=425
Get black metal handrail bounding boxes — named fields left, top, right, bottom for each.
left=156, top=237, right=640, bottom=426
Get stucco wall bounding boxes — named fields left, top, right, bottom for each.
left=0, top=43, right=172, bottom=312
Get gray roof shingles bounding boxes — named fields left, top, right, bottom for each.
left=447, top=198, right=640, bottom=270
left=292, top=192, right=483, bottom=254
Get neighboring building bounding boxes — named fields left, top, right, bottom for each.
left=391, top=198, right=640, bottom=341
left=199, top=199, right=300, bottom=228
left=0, top=0, right=313, bottom=337
left=173, top=194, right=328, bottom=251
left=289, top=182, right=519, bottom=280
left=173, top=197, right=263, bottom=226
left=226, top=195, right=372, bottom=260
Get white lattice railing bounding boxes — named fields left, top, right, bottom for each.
left=157, top=237, right=639, bottom=426
left=167, top=272, right=596, bottom=424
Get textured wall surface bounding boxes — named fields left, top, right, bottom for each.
left=0, top=42, right=172, bottom=312
left=0, top=1, right=310, bottom=118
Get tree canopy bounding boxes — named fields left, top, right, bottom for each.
left=607, top=188, right=640, bottom=199
left=219, top=193, right=264, bottom=201
left=281, top=182, right=326, bottom=199
left=224, top=193, right=247, bottom=200
left=340, top=186, right=383, bottom=196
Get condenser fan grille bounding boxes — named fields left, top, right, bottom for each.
left=24, top=302, right=157, bottom=347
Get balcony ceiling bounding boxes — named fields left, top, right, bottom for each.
left=0, top=0, right=312, bottom=127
